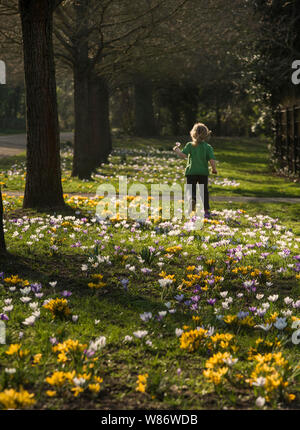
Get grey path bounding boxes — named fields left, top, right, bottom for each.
left=0, top=132, right=73, bottom=157
left=3, top=190, right=300, bottom=204
left=212, top=195, right=300, bottom=204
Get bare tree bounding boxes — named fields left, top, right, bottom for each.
left=54, top=0, right=189, bottom=179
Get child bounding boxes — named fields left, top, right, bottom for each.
left=173, top=123, right=217, bottom=218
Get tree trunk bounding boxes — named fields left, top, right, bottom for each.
left=215, top=94, right=221, bottom=136
left=19, top=0, right=65, bottom=209
left=134, top=79, right=157, bottom=136
left=71, top=0, right=97, bottom=180
left=184, top=105, right=198, bottom=131
left=89, top=74, right=112, bottom=168
left=0, top=187, right=6, bottom=255
left=72, top=65, right=94, bottom=179
left=71, top=1, right=112, bottom=179
left=111, top=87, right=134, bottom=134
left=170, top=107, right=181, bottom=136
left=183, top=86, right=198, bottom=131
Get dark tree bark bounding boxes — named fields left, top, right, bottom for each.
left=71, top=0, right=91, bottom=179
left=72, top=64, right=93, bottom=179
left=215, top=94, right=222, bottom=136
left=170, top=106, right=181, bottom=136
left=88, top=74, right=112, bottom=168
left=71, top=0, right=112, bottom=179
left=183, top=86, right=199, bottom=131
left=134, top=79, right=157, bottom=137
left=183, top=104, right=198, bottom=131
left=72, top=68, right=112, bottom=179
left=0, top=187, right=6, bottom=255
left=19, top=0, right=65, bottom=209
left=111, top=88, right=134, bottom=134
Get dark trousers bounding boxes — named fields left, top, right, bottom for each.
left=186, top=175, right=209, bottom=212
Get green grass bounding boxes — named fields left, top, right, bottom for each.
left=0, top=135, right=300, bottom=410
left=1, top=136, right=299, bottom=198
left=212, top=201, right=300, bottom=235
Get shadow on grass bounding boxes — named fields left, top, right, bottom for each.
left=3, top=203, right=80, bottom=220
left=0, top=250, right=189, bottom=328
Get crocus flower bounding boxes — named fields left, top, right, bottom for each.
left=121, top=278, right=129, bottom=290
left=49, top=337, right=57, bottom=345
left=140, top=312, right=152, bottom=322
left=49, top=281, right=57, bottom=288
left=22, top=316, right=36, bottom=326
left=175, top=328, right=184, bottom=337
left=133, top=330, right=148, bottom=339
left=254, top=323, right=272, bottom=331
left=255, top=397, right=266, bottom=408
left=31, top=283, right=42, bottom=293
left=61, top=290, right=72, bottom=297
left=274, top=317, right=287, bottom=330
left=207, top=299, right=216, bottom=306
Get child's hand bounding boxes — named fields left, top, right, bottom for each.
left=173, top=142, right=181, bottom=152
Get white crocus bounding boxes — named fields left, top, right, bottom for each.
left=175, top=328, right=183, bottom=337
left=133, top=330, right=148, bottom=339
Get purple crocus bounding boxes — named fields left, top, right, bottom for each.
left=61, top=290, right=72, bottom=297
left=71, top=241, right=82, bottom=248
left=31, top=283, right=42, bottom=293
left=49, top=337, right=57, bottom=345
left=237, top=311, right=249, bottom=319
left=193, top=284, right=202, bottom=293
left=257, top=309, right=266, bottom=317
left=121, top=278, right=129, bottom=291
left=207, top=298, right=217, bottom=306
left=293, top=300, right=300, bottom=309
left=175, top=294, right=185, bottom=302
left=84, top=349, right=95, bottom=358
left=0, top=313, right=9, bottom=321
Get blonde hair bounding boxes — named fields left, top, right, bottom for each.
left=190, top=123, right=211, bottom=146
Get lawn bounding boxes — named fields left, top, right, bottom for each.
left=0, top=136, right=300, bottom=410
left=1, top=136, right=300, bottom=198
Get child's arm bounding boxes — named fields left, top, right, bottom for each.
left=209, top=159, right=217, bottom=174
left=173, top=142, right=188, bottom=159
